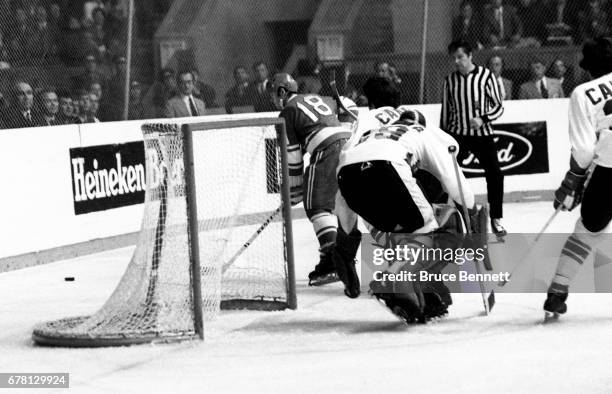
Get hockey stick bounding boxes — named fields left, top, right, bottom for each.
left=329, top=70, right=358, bottom=122
left=497, top=205, right=562, bottom=287
left=221, top=206, right=282, bottom=274
left=448, top=145, right=494, bottom=314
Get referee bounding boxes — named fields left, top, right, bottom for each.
left=440, top=40, right=506, bottom=237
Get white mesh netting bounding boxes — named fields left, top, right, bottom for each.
left=32, top=120, right=291, bottom=346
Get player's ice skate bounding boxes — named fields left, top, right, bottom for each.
left=491, top=218, right=507, bottom=242
left=543, top=292, right=568, bottom=322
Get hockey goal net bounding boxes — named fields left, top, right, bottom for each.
left=32, top=118, right=296, bottom=347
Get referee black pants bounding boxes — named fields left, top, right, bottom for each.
left=455, top=135, right=504, bottom=219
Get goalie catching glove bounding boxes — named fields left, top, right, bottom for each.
left=554, top=170, right=587, bottom=211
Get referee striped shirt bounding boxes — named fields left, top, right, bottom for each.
left=440, top=65, right=504, bottom=137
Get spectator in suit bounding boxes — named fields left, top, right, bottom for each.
left=87, top=92, right=101, bottom=122
left=31, top=6, right=57, bottom=60
left=483, top=0, right=524, bottom=48
left=152, top=67, right=177, bottom=118
left=374, top=60, right=391, bottom=80
left=40, top=89, right=60, bottom=126
left=72, top=54, right=107, bottom=91
left=487, top=55, right=513, bottom=100
left=519, top=59, right=564, bottom=99
left=128, top=80, right=145, bottom=120
left=452, top=1, right=483, bottom=49
left=225, top=66, right=253, bottom=114
left=191, top=68, right=217, bottom=108
left=76, top=90, right=93, bottom=123
left=57, top=91, right=81, bottom=124
left=548, top=58, right=575, bottom=96
left=164, top=70, right=206, bottom=118
left=4, top=81, right=45, bottom=129
left=249, top=61, right=276, bottom=112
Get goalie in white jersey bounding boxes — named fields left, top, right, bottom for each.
left=335, top=99, right=485, bottom=322
left=545, top=37, right=612, bottom=317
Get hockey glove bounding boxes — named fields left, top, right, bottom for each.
left=554, top=170, right=587, bottom=211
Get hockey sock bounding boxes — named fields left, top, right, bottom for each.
left=310, top=211, right=338, bottom=252
left=552, top=232, right=593, bottom=288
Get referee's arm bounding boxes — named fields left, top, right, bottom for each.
left=480, top=72, right=504, bottom=124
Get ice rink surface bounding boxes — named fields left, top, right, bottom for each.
left=2, top=202, right=612, bottom=393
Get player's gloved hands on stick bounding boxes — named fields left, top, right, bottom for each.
left=554, top=170, right=587, bottom=211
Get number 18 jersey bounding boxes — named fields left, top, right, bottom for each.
left=280, top=94, right=351, bottom=154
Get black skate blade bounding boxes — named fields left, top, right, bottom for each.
left=494, top=234, right=506, bottom=243
left=308, top=272, right=340, bottom=287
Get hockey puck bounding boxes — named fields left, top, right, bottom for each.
left=64, top=277, right=75, bottom=281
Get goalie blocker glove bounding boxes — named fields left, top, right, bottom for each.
left=554, top=170, right=587, bottom=211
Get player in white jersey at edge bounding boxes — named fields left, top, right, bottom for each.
left=334, top=77, right=486, bottom=322
left=544, top=37, right=612, bottom=318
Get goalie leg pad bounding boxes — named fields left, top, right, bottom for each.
left=332, top=226, right=361, bottom=298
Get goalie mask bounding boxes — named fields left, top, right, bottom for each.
left=395, top=106, right=427, bottom=127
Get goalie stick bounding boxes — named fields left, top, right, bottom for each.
left=221, top=206, right=282, bottom=274
left=448, top=145, right=495, bottom=314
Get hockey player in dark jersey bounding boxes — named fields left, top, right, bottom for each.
left=273, top=73, right=359, bottom=295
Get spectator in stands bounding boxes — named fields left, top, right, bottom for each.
left=483, top=0, right=524, bottom=48
left=89, top=7, right=110, bottom=61
left=102, top=55, right=127, bottom=121
left=249, top=61, right=276, bottom=112
left=164, top=70, right=206, bottom=118
left=577, top=0, right=610, bottom=42
left=57, top=91, right=81, bottom=124
left=487, top=55, right=513, bottom=100
left=519, top=58, right=564, bottom=99
left=72, top=54, right=107, bottom=91
left=8, top=8, right=32, bottom=64
left=77, top=90, right=92, bottom=123
left=87, top=92, right=101, bottom=122
left=152, top=67, right=177, bottom=118
left=374, top=60, right=391, bottom=80
left=548, top=58, right=575, bottom=96
left=128, top=80, right=145, bottom=120
left=225, top=65, right=253, bottom=114
left=4, top=81, right=45, bottom=129
left=191, top=68, right=217, bottom=109
left=295, top=58, right=322, bottom=95
left=40, top=89, right=60, bottom=126
left=452, top=1, right=483, bottom=49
